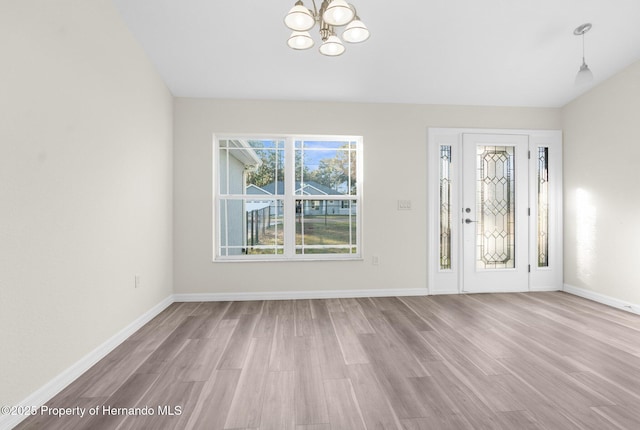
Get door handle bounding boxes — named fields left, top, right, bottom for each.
left=464, top=218, right=477, bottom=224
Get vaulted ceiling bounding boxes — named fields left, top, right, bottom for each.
left=112, top=0, right=640, bottom=107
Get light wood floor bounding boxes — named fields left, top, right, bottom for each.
left=15, top=292, right=640, bottom=429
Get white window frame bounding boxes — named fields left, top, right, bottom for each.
left=213, top=133, right=363, bottom=262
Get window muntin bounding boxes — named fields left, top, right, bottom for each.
left=215, top=135, right=362, bottom=261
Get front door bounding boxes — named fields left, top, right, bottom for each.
left=428, top=128, right=562, bottom=295
left=461, top=133, right=529, bottom=292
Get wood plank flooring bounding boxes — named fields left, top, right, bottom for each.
left=15, top=292, right=640, bottom=429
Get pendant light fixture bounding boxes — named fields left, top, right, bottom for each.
left=574, top=23, right=594, bottom=85
left=284, top=0, right=370, bottom=56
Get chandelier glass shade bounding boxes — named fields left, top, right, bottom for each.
left=342, top=18, right=370, bottom=43
left=284, top=0, right=369, bottom=56
left=319, top=35, right=345, bottom=56
left=284, top=4, right=315, bottom=31
left=288, top=31, right=315, bottom=50
left=323, top=0, right=354, bottom=26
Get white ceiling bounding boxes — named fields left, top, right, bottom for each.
left=112, top=0, right=640, bottom=108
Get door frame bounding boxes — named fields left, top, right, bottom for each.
left=427, top=128, right=563, bottom=295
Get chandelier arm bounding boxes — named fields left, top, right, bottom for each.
left=310, top=0, right=318, bottom=16
left=319, top=0, right=328, bottom=19
left=319, top=20, right=333, bottom=41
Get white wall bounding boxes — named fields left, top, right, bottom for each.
left=0, top=0, right=173, bottom=408
left=562, top=60, right=640, bottom=305
left=174, top=99, right=560, bottom=294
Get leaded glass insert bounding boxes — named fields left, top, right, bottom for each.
left=537, top=147, right=549, bottom=267
left=439, top=146, right=452, bottom=270
left=476, top=146, right=515, bottom=269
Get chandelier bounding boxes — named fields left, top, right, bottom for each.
left=284, top=0, right=370, bottom=56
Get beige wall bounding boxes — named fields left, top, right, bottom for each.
left=174, top=99, right=560, bottom=294
left=562, top=60, right=640, bottom=305
left=0, top=0, right=173, bottom=407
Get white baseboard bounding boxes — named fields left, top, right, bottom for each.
left=563, top=283, right=640, bottom=315
left=173, top=287, right=428, bottom=302
left=1, top=295, right=174, bottom=430
left=530, top=285, right=563, bottom=292
left=428, top=290, right=459, bottom=295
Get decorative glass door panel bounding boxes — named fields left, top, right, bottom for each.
left=462, top=134, right=529, bottom=293
left=476, top=145, right=515, bottom=269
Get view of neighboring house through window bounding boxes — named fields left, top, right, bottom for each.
left=215, top=135, right=362, bottom=260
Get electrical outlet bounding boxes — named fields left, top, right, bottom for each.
left=372, top=255, right=380, bottom=265
left=135, top=275, right=141, bottom=288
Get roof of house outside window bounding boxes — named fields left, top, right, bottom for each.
left=246, top=181, right=341, bottom=196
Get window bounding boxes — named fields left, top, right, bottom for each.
left=439, top=145, right=452, bottom=270
left=215, top=135, right=362, bottom=260
left=537, top=146, right=549, bottom=267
